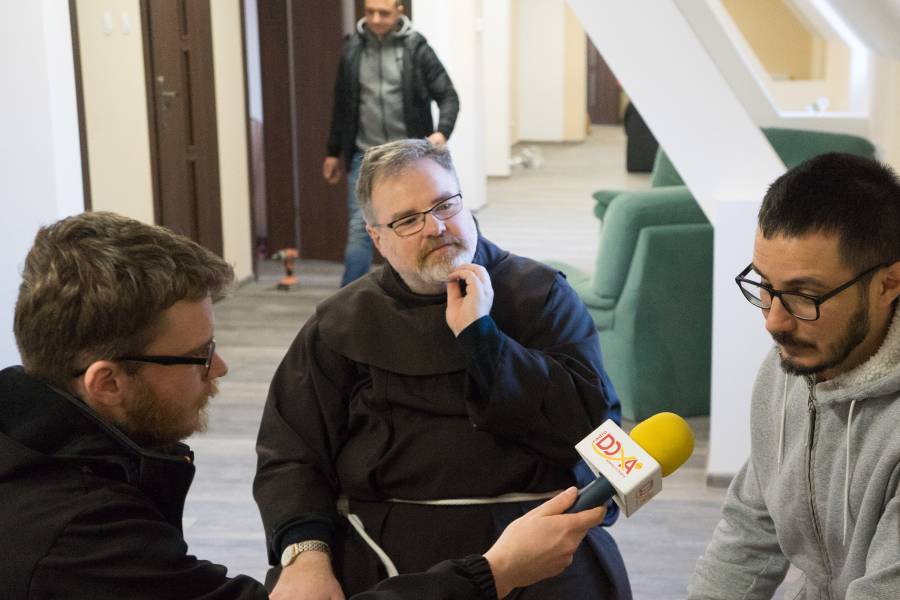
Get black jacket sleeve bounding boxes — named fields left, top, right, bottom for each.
left=29, top=490, right=267, bottom=599
left=415, top=42, right=459, bottom=139
left=456, top=274, right=616, bottom=466
left=351, top=555, right=497, bottom=600
left=326, top=41, right=352, bottom=158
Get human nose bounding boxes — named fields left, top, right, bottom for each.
left=421, top=212, right=446, bottom=236
left=208, top=351, right=228, bottom=379
left=764, top=296, right=796, bottom=335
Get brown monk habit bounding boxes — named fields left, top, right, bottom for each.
left=254, top=236, right=623, bottom=596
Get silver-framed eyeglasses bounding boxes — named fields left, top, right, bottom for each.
left=735, top=263, right=885, bottom=321
left=374, top=193, right=464, bottom=238
left=72, top=338, right=217, bottom=378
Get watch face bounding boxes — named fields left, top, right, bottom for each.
left=280, top=545, right=296, bottom=568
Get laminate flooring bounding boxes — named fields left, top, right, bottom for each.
left=186, top=126, right=741, bottom=598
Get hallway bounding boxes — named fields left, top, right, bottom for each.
left=188, top=126, right=729, bottom=598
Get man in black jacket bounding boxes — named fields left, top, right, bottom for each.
left=0, top=211, right=605, bottom=599
left=323, top=0, right=459, bottom=287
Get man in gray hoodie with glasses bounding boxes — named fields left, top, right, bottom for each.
left=323, top=0, right=459, bottom=287
left=689, top=153, right=900, bottom=599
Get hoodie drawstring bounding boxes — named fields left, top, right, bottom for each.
left=843, top=398, right=857, bottom=545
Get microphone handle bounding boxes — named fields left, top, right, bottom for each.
left=564, top=475, right=616, bottom=513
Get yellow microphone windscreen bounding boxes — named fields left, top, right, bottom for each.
left=630, top=412, right=695, bottom=477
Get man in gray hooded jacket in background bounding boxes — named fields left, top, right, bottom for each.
left=323, top=0, right=459, bottom=286
left=689, top=153, right=900, bottom=599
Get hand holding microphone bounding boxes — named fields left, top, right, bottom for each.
left=484, top=487, right=606, bottom=598
left=566, top=412, right=695, bottom=515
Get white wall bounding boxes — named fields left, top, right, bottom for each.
left=567, top=0, right=786, bottom=478
left=483, top=0, right=512, bottom=177
left=414, top=0, right=487, bottom=211
left=824, top=0, right=900, bottom=59
left=42, top=0, right=86, bottom=218
left=243, top=0, right=263, bottom=122
left=1, top=1, right=83, bottom=366
left=516, top=0, right=565, bottom=141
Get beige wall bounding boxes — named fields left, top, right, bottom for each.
left=563, top=4, right=587, bottom=141
left=722, top=0, right=820, bottom=80
left=509, top=0, right=519, bottom=145
left=75, top=0, right=252, bottom=281
left=870, top=56, right=900, bottom=169
left=823, top=41, right=852, bottom=112
left=210, top=0, right=253, bottom=281
left=75, top=0, right=155, bottom=223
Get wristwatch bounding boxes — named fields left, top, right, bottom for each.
left=280, top=540, right=331, bottom=568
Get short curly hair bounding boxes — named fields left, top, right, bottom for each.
left=14, top=212, right=234, bottom=390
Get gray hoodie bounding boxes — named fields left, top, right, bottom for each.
left=690, top=309, right=900, bottom=599
left=355, top=15, right=412, bottom=152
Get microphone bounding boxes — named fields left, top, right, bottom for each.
left=565, top=412, right=694, bottom=516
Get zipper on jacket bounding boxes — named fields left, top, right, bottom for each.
left=806, top=385, right=833, bottom=599
left=377, top=41, right=389, bottom=141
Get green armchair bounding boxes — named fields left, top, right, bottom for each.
left=550, top=188, right=712, bottom=421
left=554, top=127, right=876, bottom=421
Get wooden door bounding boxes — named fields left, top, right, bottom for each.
left=586, top=36, right=620, bottom=125
left=143, top=0, right=223, bottom=255
left=257, top=0, right=346, bottom=260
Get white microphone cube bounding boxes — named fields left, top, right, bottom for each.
left=575, top=419, right=662, bottom=517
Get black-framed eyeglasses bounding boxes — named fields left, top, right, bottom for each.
left=373, top=193, right=464, bottom=238
left=73, top=338, right=217, bottom=378
left=735, top=263, right=885, bottom=321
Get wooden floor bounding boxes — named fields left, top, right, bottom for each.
left=186, top=126, right=733, bottom=598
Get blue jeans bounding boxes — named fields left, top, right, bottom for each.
left=341, top=152, right=374, bottom=286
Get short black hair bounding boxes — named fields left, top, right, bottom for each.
left=759, top=152, right=900, bottom=270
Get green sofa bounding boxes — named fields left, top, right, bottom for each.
left=553, top=127, right=876, bottom=421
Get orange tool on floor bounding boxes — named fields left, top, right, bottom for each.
left=272, top=248, right=299, bottom=290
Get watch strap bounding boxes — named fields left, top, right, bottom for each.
left=281, top=540, right=331, bottom=568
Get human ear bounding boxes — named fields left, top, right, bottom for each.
left=81, top=361, right=129, bottom=416
left=877, top=261, right=900, bottom=306
left=367, top=225, right=383, bottom=254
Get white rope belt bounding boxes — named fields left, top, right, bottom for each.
left=337, top=491, right=560, bottom=578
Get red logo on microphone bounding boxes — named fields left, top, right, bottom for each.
left=592, top=431, right=643, bottom=475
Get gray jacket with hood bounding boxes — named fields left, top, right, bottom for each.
left=326, top=15, right=459, bottom=165
left=689, top=310, right=900, bottom=599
